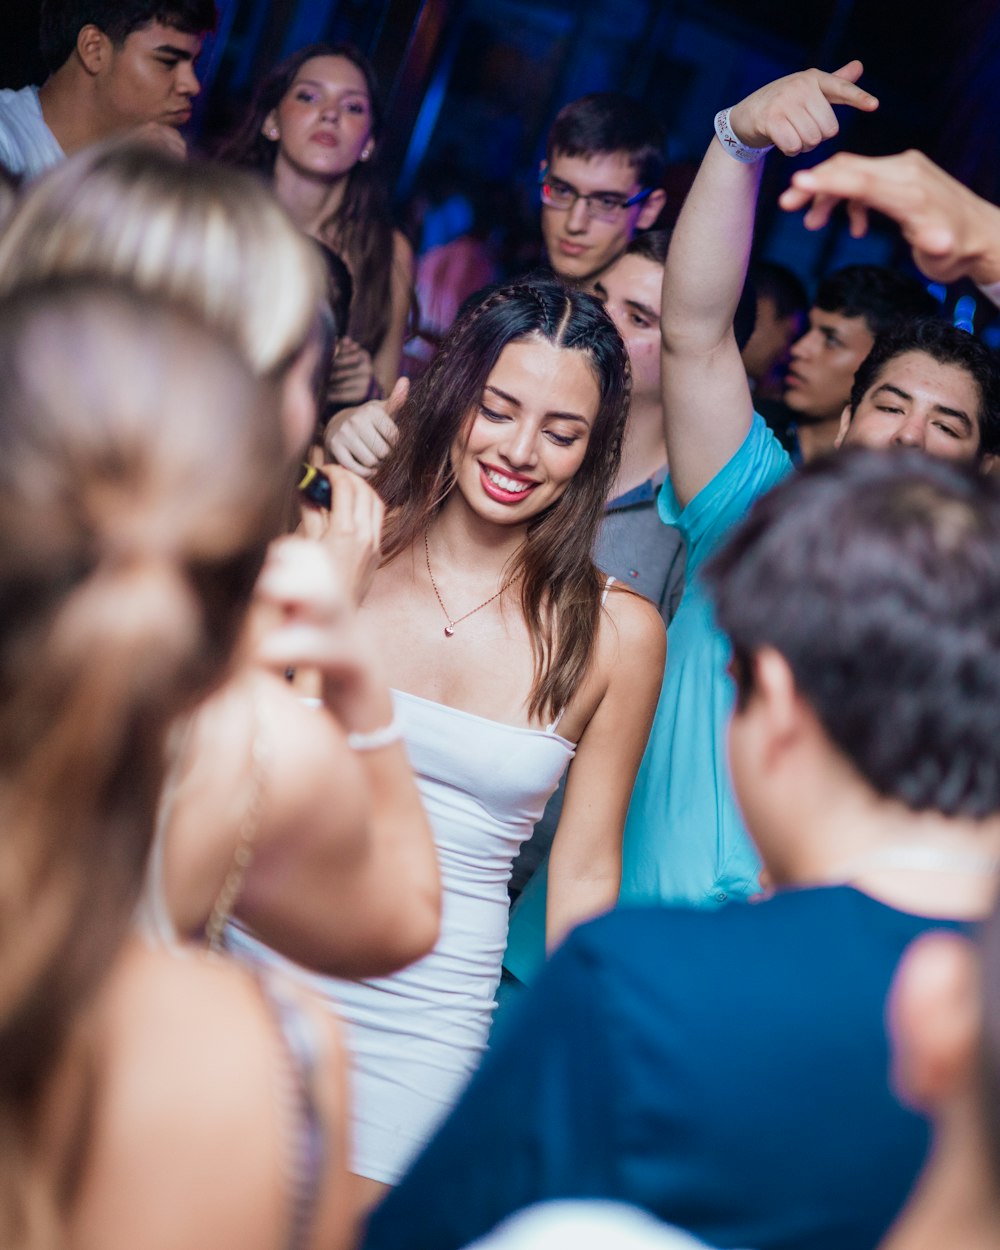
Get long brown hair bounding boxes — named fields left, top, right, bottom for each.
left=373, top=275, right=631, bottom=721
left=215, top=41, right=397, bottom=359
left=0, top=280, right=286, bottom=1246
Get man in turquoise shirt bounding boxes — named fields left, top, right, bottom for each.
left=620, top=61, right=992, bottom=910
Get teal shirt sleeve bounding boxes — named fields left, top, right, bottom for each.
left=621, top=415, right=791, bottom=907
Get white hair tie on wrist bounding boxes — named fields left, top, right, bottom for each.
left=347, top=711, right=403, bottom=752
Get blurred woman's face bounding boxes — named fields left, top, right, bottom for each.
left=266, top=55, right=374, bottom=182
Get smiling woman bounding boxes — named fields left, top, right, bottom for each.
left=227, top=274, right=667, bottom=1209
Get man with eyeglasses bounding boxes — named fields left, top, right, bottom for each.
left=538, top=92, right=666, bottom=288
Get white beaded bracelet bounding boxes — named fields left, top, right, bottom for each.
left=714, top=107, right=774, bottom=164
left=347, top=711, right=404, bottom=752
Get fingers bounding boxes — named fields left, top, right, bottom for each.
left=779, top=153, right=894, bottom=232
left=830, top=58, right=863, bottom=84
left=385, top=375, right=410, bottom=417
left=254, top=537, right=358, bottom=672
left=328, top=443, right=374, bottom=479
left=788, top=155, right=884, bottom=204
left=822, top=61, right=878, bottom=110
left=846, top=199, right=870, bottom=239
left=734, top=63, right=877, bottom=156
left=777, top=184, right=813, bottom=212
left=328, top=402, right=398, bottom=475
left=330, top=427, right=384, bottom=471
left=327, top=466, right=384, bottom=539
left=255, top=537, right=344, bottom=617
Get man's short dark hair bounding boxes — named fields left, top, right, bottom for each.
left=705, top=448, right=1000, bottom=819
left=815, top=264, right=938, bottom=337
left=39, top=1, right=216, bottom=74
left=849, top=318, right=1000, bottom=458
left=624, top=227, right=670, bottom=267
left=546, top=93, right=665, bottom=190
left=752, top=260, right=809, bottom=323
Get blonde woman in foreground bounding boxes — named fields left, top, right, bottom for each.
left=0, top=142, right=440, bottom=980
left=0, top=277, right=353, bottom=1250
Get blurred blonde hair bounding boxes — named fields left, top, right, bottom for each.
left=0, top=141, right=325, bottom=379
left=0, top=277, right=286, bottom=1248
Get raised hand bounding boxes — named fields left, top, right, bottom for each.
left=324, top=375, right=407, bottom=478
left=298, top=465, right=384, bottom=605
left=252, top=534, right=382, bottom=716
left=779, top=150, right=1000, bottom=286
left=326, top=335, right=376, bottom=408
left=728, top=60, right=878, bottom=157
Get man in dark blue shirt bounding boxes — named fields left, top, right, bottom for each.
left=363, top=443, right=1000, bottom=1250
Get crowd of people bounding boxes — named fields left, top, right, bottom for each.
left=4, top=4, right=1000, bottom=1249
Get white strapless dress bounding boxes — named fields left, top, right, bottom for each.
left=226, top=687, right=575, bottom=1184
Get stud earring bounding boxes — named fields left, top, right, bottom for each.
left=360, top=146, right=372, bottom=161
left=267, top=127, right=279, bottom=140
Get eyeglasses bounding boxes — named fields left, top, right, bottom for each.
left=538, top=164, right=652, bottom=223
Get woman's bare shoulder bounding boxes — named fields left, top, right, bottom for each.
left=599, top=582, right=667, bottom=660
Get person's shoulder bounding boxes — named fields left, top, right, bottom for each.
left=0, top=85, right=38, bottom=110
left=599, top=581, right=667, bottom=661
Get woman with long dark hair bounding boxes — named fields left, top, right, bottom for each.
left=217, top=42, right=413, bottom=408
left=231, top=274, right=666, bottom=1205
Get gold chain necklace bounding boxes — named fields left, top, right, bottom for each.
left=423, top=531, right=521, bottom=637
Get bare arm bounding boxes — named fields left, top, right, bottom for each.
left=164, top=538, right=440, bottom=978
left=371, top=230, right=415, bottom=398
left=236, top=673, right=440, bottom=979
left=779, top=149, right=1000, bottom=288
left=662, top=61, right=878, bottom=506
left=545, top=589, right=666, bottom=951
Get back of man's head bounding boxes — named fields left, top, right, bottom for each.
left=705, top=448, right=1000, bottom=819
left=815, top=264, right=939, bottom=338
left=624, top=227, right=670, bottom=267
left=39, top=0, right=216, bottom=74
left=546, top=93, right=664, bottom=190
left=849, top=318, right=1000, bottom=458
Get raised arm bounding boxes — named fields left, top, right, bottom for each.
left=779, top=149, right=1000, bottom=290
left=162, top=535, right=441, bottom=979
left=663, top=61, right=878, bottom=506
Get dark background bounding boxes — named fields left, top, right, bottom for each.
left=4, top=0, right=999, bottom=313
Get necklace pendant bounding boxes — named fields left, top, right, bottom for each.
left=444, top=625, right=455, bottom=637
